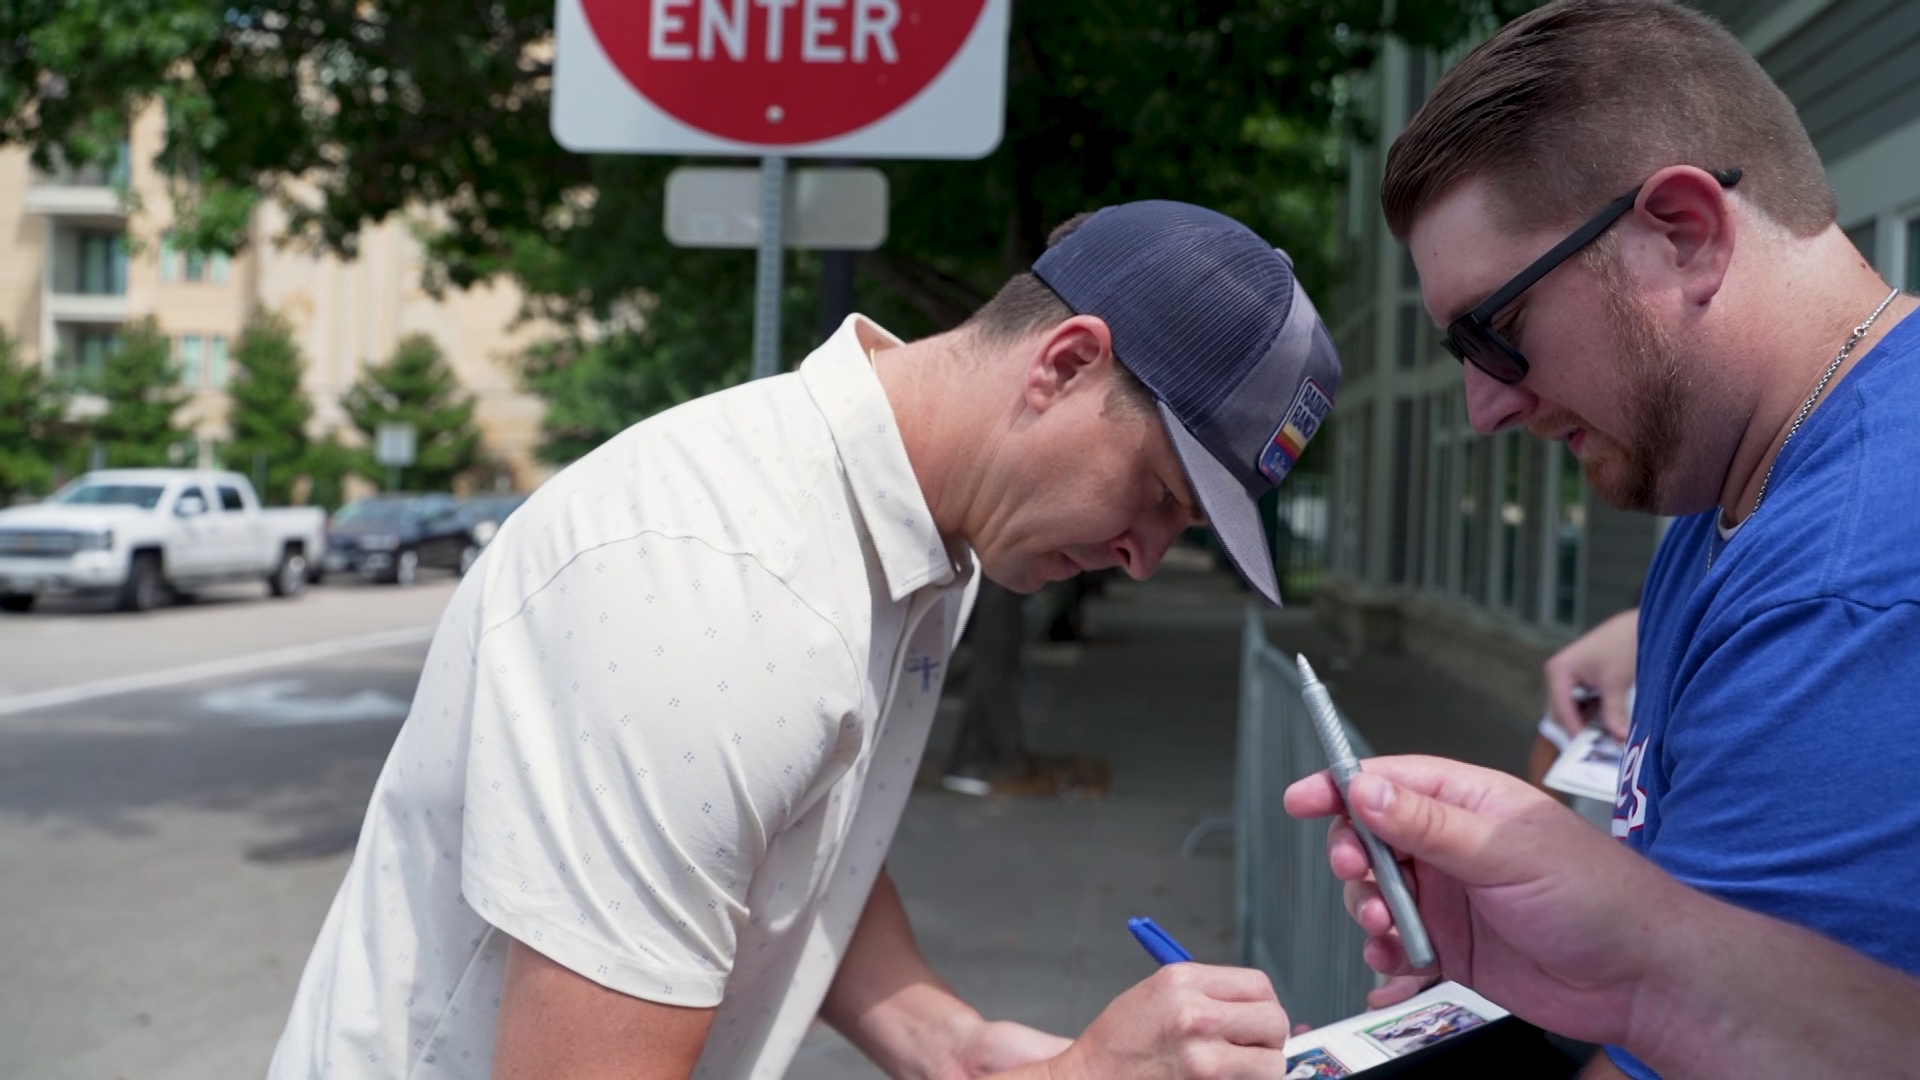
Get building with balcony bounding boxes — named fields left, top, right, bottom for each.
left=1317, top=1, right=1920, bottom=718
left=0, top=105, right=551, bottom=491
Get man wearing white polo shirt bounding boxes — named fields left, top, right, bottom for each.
left=271, top=201, right=1342, bottom=1080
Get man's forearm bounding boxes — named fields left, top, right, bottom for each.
left=819, top=869, right=984, bottom=1080
left=1631, top=886, right=1920, bottom=1079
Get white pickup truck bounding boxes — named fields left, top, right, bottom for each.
left=0, top=469, right=328, bottom=613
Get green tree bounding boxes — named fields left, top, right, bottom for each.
left=342, top=333, right=480, bottom=492
left=302, top=431, right=356, bottom=512
left=88, top=317, right=185, bottom=469
left=225, top=310, right=312, bottom=504
left=0, top=330, right=67, bottom=501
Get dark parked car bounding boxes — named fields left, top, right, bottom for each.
left=458, top=494, right=528, bottom=560
left=323, top=495, right=475, bottom=585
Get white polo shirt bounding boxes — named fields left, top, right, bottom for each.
left=270, top=316, right=978, bottom=1080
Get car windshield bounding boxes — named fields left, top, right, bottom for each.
left=332, top=500, right=415, bottom=525
left=51, top=483, right=166, bottom=509
left=464, top=496, right=525, bottom=521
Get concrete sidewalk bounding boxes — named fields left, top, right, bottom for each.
left=788, top=560, right=1528, bottom=1076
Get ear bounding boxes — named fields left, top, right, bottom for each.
left=1630, top=165, right=1735, bottom=307
left=1022, top=315, right=1114, bottom=414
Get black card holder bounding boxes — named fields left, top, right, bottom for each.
left=1359, top=1017, right=1587, bottom=1078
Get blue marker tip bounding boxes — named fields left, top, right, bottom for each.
left=1128, top=916, right=1194, bottom=965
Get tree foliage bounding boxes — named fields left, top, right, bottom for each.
left=224, top=310, right=313, bottom=503
left=88, top=317, right=186, bottom=469
left=342, top=333, right=481, bottom=492
left=0, top=0, right=1530, bottom=453
left=0, top=330, right=68, bottom=501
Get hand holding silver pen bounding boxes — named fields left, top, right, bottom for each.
left=1296, top=654, right=1437, bottom=971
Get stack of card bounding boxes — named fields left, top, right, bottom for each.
left=1278, top=982, right=1509, bottom=1077
left=1542, top=727, right=1625, bottom=803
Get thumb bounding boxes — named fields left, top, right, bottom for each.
left=1349, top=772, right=1506, bottom=887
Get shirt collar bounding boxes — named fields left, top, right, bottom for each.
left=801, top=314, right=966, bottom=602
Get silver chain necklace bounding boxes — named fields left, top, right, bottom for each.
left=1751, top=287, right=1900, bottom=513
left=1710, top=286, right=1900, bottom=569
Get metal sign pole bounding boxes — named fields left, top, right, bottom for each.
left=750, top=155, right=788, bottom=379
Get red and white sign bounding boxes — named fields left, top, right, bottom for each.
left=552, top=0, right=1009, bottom=158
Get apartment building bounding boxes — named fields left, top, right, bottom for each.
left=0, top=105, right=551, bottom=491
left=1317, top=0, right=1920, bottom=718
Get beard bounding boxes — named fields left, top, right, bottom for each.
left=1582, top=253, right=1689, bottom=512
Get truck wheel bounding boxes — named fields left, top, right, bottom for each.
left=0, top=593, right=33, bottom=613
left=458, top=544, right=481, bottom=576
left=120, top=553, right=166, bottom=613
left=269, top=549, right=310, bottom=598
left=393, top=549, right=420, bottom=587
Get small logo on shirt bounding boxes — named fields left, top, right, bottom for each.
left=1258, top=379, right=1332, bottom=484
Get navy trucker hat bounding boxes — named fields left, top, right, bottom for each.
left=1032, top=201, right=1342, bottom=605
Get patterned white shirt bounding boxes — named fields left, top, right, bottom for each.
left=270, top=316, right=979, bottom=1079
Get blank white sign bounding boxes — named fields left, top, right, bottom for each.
left=665, top=167, right=889, bottom=250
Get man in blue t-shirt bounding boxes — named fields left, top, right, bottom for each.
left=1368, top=2, right=1920, bottom=1077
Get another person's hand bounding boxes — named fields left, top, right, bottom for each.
left=1283, top=756, right=1677, bottom=1049
left=1544, top=607, right=1638, bottom=738
left=1046, top=964, right=1292, bottom=1080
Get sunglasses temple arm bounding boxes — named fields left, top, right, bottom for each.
left=1468, top=187, right=1642, bottom=322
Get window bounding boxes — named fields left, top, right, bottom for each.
left=211, top=251, right=230, bottom=284
left=218, top=485, right=246, bottom=511
left=1396, top=303, right=1421, bottom=370
left=179, top=335, right=204, bottom=388
left=184, top=249, right=206, bottom=283
left=66, top=329, right=119, bottom=381
left=208, top=336, right=229, bottom=388
left=1424, top=391, right=1455, bottom=590
left=1550, top=442, right=1587, bottom=626
left=1497, top=433, right=1528, bottom=610
left=75, top=231, right=127, bottom=295
left=1457, top=436, right=1484, bottom=600
left=160, top=235, right=177, bottom=282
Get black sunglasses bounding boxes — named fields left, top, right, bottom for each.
left=1442, top=167, right=1743, bottom=384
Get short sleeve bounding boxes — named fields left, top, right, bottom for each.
left=458, top=535, right=860, bottom=1007
left=1653, top=598, right=1920, bottom=956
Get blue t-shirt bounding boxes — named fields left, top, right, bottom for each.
left=1607, top=309, right=1920, bottom=1078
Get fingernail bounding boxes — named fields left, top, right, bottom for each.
left=1355, top=773, right=1394, bottom=814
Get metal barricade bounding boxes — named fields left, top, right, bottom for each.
left=1235, top=605, right=1377, bottom=1028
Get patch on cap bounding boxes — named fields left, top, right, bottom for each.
left=1257, top=378, right=1332, bottom=484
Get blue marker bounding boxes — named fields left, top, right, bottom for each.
left=1128, top=916, right=1194, bottom=965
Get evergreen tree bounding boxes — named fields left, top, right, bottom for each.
left=226, top=311, right=313, bottom=504
left=0, top=330, right=67, bottom=502
left=342, top=333, right=480, bottom=492
left=301, top=432, right=355, bottom=512
left=89, top=317, right=185, bottom=469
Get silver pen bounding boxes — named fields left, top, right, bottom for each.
left=1296, top=654, right=1436, bottom=971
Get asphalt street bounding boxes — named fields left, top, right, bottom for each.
left=0, top=576, right=460, bottom=1080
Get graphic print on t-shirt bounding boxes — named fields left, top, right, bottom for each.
left=1612, top=736, right=1648, bottom=839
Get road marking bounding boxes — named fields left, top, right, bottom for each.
left=0, top=625, right=436, bottom=717
left=200, top=679, right=411, bottom=726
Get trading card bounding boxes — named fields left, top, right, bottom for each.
left=1580, top=733, right=1624, bottom=768
left=1283, top=1046, right=1352, bottom=1078
left=1360, top=1000, right=1489, bottom=1056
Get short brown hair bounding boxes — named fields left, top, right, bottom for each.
left=963, top=213, right=1094, bottom=341
left=963, top=212, right=1155, bottom=415
left=1382, top=0, right=1834, bottom=241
